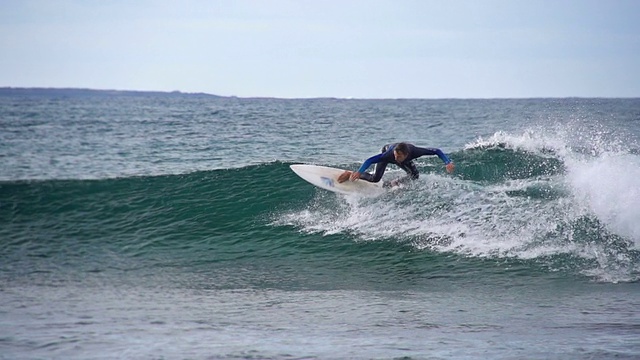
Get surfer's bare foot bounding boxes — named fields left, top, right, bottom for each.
left=337, top=171, right=351, bottom=183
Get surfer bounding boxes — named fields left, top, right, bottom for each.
left=337, top=142, right=454, bottom=186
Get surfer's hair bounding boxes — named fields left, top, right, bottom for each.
left=394, top=142, right=409, bottom=155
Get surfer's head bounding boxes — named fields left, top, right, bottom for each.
left=393, top=142, right=409, bottom=162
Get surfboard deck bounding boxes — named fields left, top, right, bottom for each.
left=290, top=164, right=384, bottom=195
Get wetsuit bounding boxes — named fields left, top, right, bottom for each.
left=357, top=143, right=451, bottom=184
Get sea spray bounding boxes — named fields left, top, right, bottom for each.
left=281, top=125, right=640, bottom=282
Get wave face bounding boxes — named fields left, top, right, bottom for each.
left=2, top=135, right=638, bottom=287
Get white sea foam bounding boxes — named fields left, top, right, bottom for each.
left=283, top=123, right=640, bottom=282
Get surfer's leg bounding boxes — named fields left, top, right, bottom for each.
left=362, top=145, right=390, bottom=183
left=342, top=145, right=390, bottom=183
left=399, top=161, right=419, bottom=180
left=360, top=162, right=388, bottom=183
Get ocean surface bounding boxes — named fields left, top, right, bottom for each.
left=1, top=91, right=639, bottom=359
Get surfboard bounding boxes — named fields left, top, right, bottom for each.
left=290, top=164, right=384, bottom=195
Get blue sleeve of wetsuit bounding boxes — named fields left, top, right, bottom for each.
left=413, top=147, right=452, bottom=164
left=357, top=153, right=384, bottom=173
left=434, top=149, right=452, bottom=165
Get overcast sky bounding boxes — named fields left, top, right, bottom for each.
left=1, top=0, right=639, bottom=98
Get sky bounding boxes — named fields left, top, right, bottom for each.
left=1, top=0, right=639, bottom=98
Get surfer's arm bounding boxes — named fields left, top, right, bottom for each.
left=415, top=147, right=455, bottom=173
left=357, top=153, right=384, bottom=173
left=349, top=153, right=385, bottom=182
left=414, top=147, right=451, bottom=164
left=338, top=153, right=383, bottom=183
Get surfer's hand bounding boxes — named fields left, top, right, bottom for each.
left=446, top=162, right=455, bottom=174
left=349, top=171, right=361, bottom=181
left=337, top=171, right=351, bottom=183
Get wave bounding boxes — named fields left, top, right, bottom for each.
left=281, top=127, right=640, bottom=283
left=1, top=127, right=639, bottom=284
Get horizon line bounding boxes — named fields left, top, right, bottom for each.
left=1, top=86, right=638, bottom=101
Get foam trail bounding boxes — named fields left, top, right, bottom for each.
left=280, top=124, right=640, bottom=282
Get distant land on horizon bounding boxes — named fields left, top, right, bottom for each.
left=0, top=87, right=222, bottom=98
left=1, top=87, right=638, bottom=100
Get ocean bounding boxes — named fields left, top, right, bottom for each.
left=1, top=91, right=639, bottom=359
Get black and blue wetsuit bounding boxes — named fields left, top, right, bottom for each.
left=357, top=143, right=451, bottom=184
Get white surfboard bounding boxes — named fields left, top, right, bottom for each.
left=290, top=164, right=384, bottom=195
